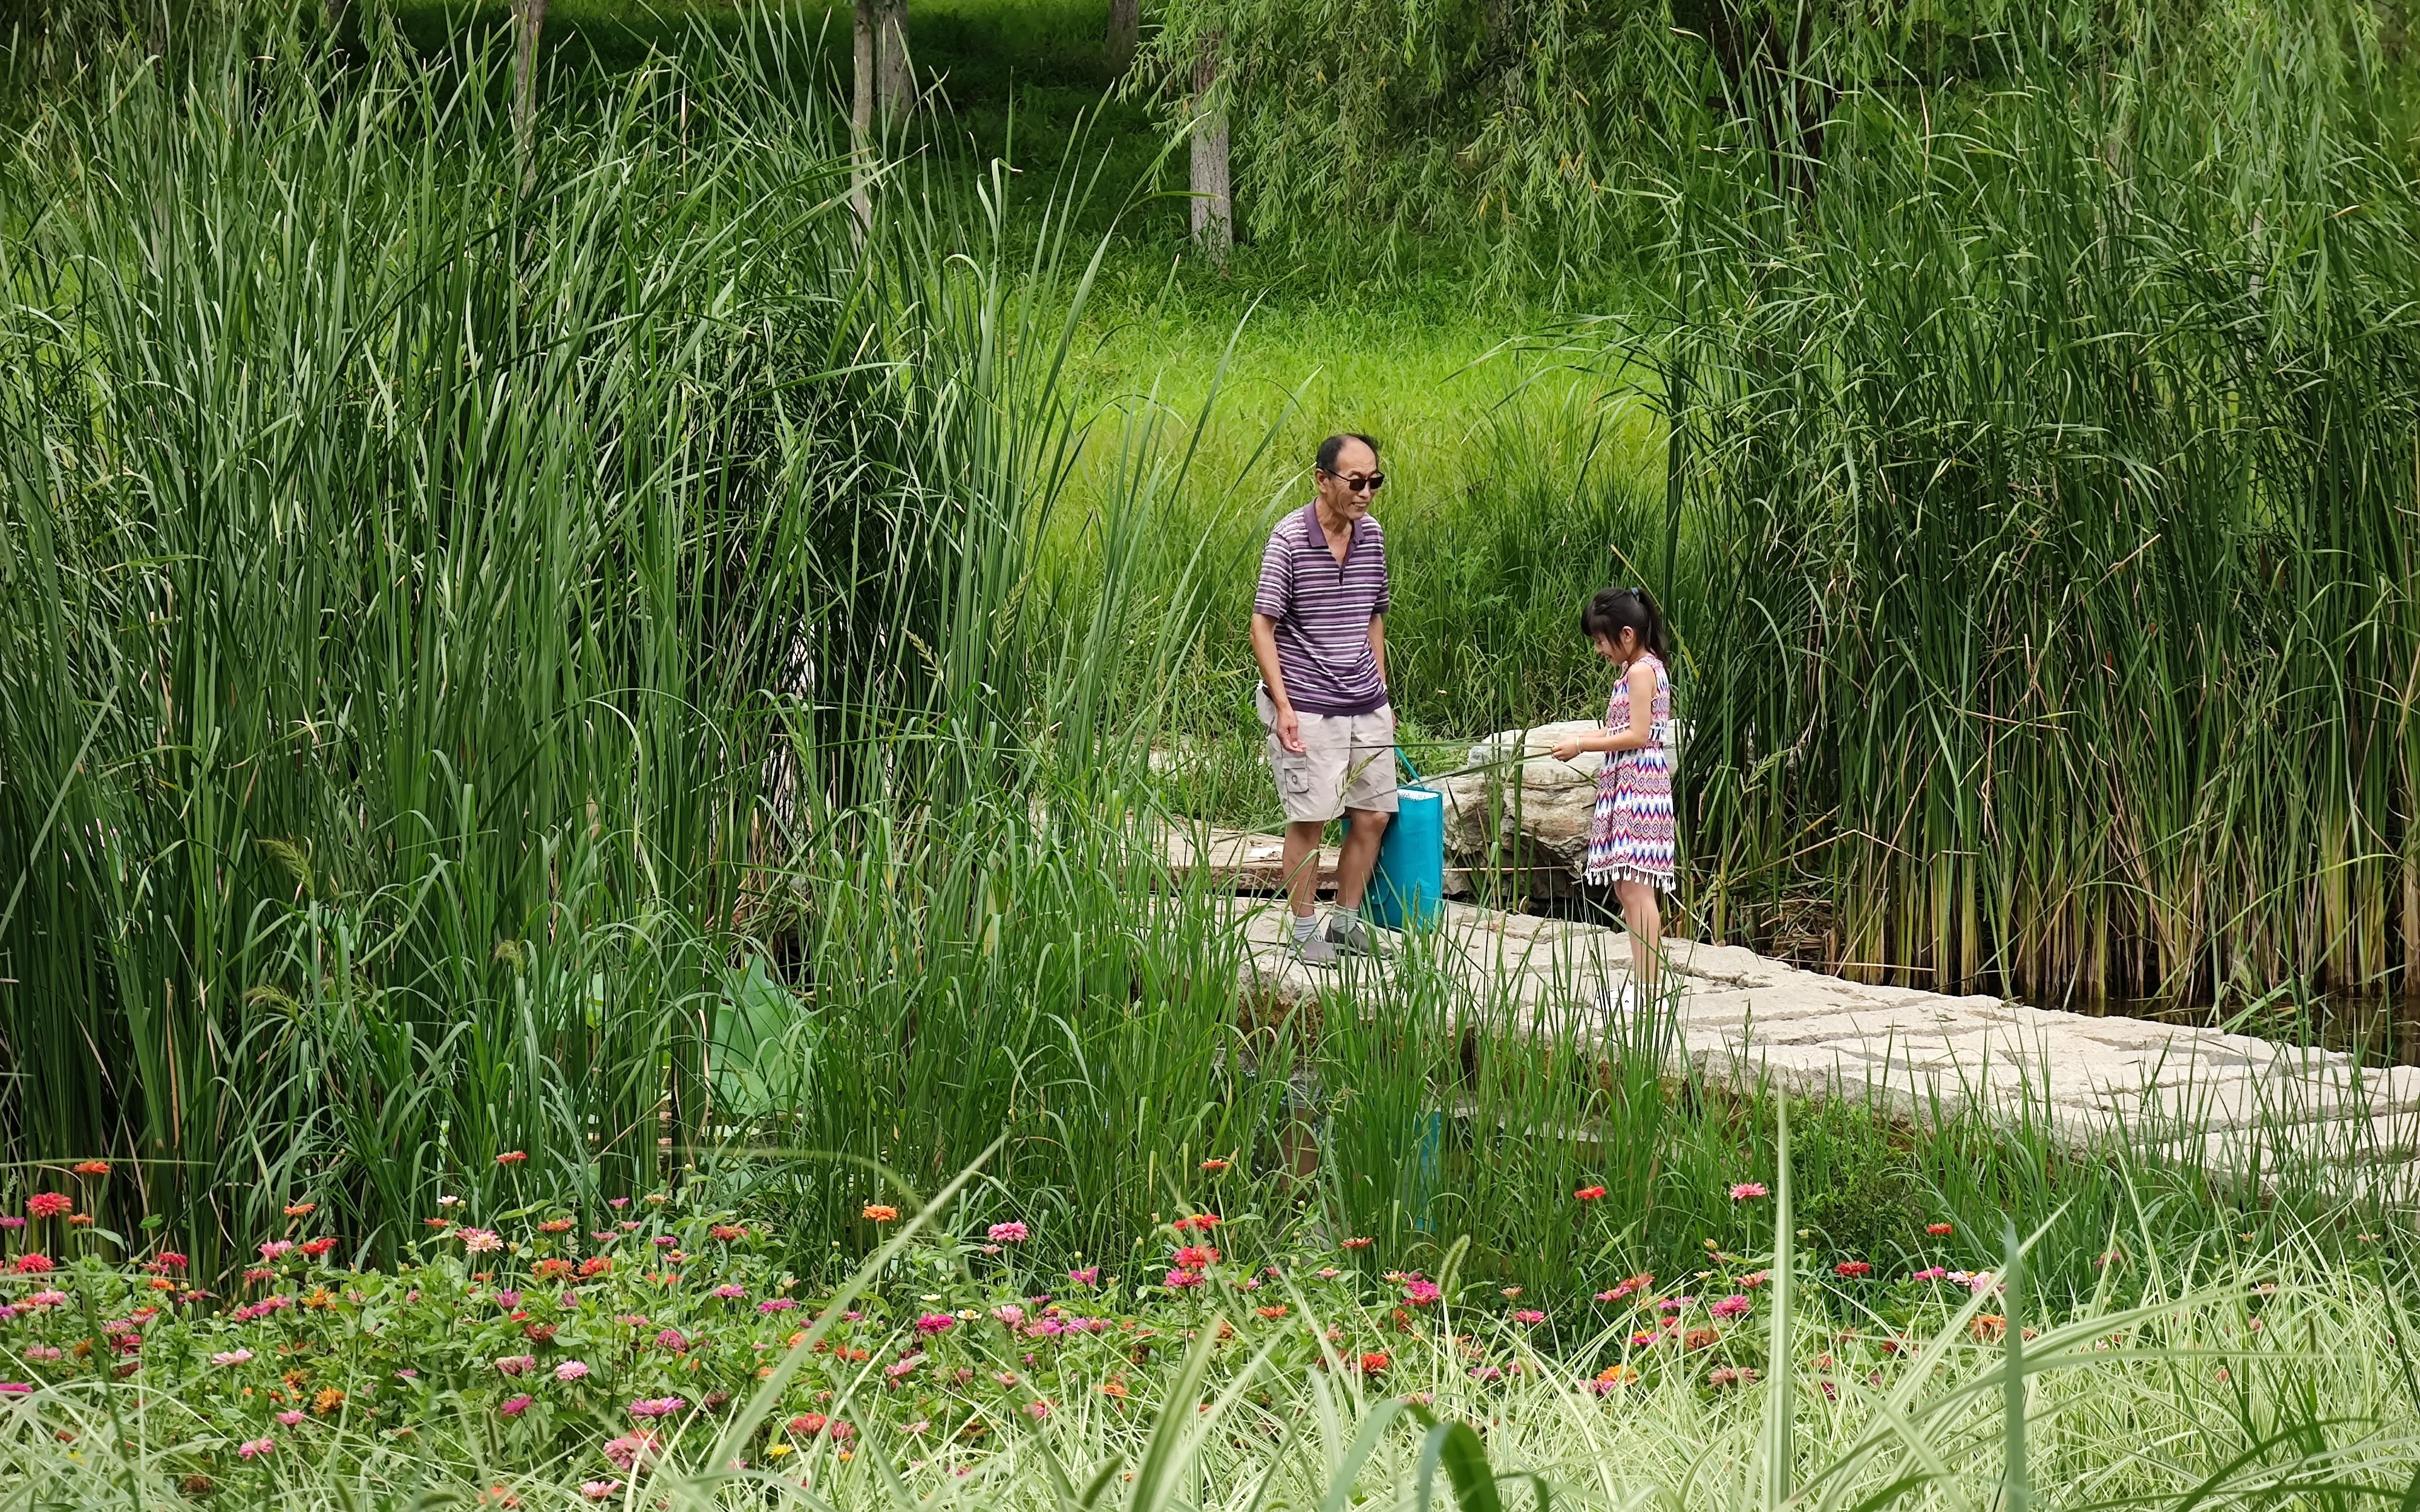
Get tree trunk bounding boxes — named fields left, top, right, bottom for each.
left=1188, top=32, right=1231, bottom=263
left=852, top=0, right=876, bottom=237
left=1701, top=0, right=1833, bottom=202
left=1105, top=0, right=1139, bottom=74
left=877, top=0, right=912, bottom=122
left=512, top=0, right=549, bottom=191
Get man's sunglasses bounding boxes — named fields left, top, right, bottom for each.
left=1320, top=470, right=1385, bottom=494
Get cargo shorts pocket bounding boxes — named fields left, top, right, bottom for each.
left=1275, top=752, right=1314, bottom=797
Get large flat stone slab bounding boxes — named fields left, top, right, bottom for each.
left=1193, top=846, right=2418, bottom=1209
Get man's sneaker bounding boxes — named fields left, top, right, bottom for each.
left=1292, top=933, right=1341, bottom=969
left=1324, top=914, right=1375, bottom=957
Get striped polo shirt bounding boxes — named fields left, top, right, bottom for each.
left=1253, top=502, right=1390, bottom=716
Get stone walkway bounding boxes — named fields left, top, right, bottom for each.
left=1176, top=826, right=2420, bottom=1202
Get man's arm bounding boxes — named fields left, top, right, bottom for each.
left=1368, top=613, right=1387, bottom=699
left=1252, top=612, right=1305, bottom=753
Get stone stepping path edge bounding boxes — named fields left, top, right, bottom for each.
left=1169, top=824, right=2420, bottom=1208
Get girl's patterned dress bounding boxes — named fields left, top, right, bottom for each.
left=1584, top=652, right=1676, bottom=891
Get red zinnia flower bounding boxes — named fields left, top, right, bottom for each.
left=1926, top=1222, right=1955, bottom=1236
left=25, top=1193, right=72, bottom=1220
left=1574, top=1185, right=1607, bottom=1201
left=72, top=1161, right=111, bottom=1178
left=496, top=1151, right=528, bottom=1165
left=1834, top=1261, right=1873, bottom=1278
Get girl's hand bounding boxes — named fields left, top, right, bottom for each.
left=1549, top=736, right=1584, bottom=763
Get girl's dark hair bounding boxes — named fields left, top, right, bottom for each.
left=1581, top=585, right=1669, bottom=659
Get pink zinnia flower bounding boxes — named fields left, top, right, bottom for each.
left=556, top=1360, right=591, bottom=1382
left=1511, top=1309, right=1546, bottom=1325
left=237, top=1438, right=275, bottom=1459
left=627, top=1396, right=686, bottom=1419
left=603, top=1431, right=659, bottom=1470
left=276, top=1410, right=305, bottom=1426
left=0, top=1217, right=22, bottom=1230
left=457, top=1228, right=503, bottom=1254
left=495, top=1355, right=538, bottom=1377
left=211, top=1349, right=253, bottom=1366
left=495, top=1289, right=522, bottom=1309
left=1024, top=1399, right=1051, bottom=1419
left=1910, top=1266, right=1948, bottom=1282
left=1710, top=1295, right=1753, bottom=1319
left=711, top=1285, right=746, bottom=1300
left=1165, top=1268, right=1205, bottom=1289
left=1402, top=1280, right=1443, bottom=1306
left=654, top=1329, right=687, bottom=1352
left=27, top=1291, right=67, bottom=1308
left=757, top=1297, right=798, bottom=1314
left=987, top=1222, right=1029, bottom=1244
left=11, top=1254, right=54, bottom=1274
left=582, top=1482, right=624, bottom=1501
left=24, top=1193, right=72, bottom=1220
left=500, top=1393, right=534, bottom=1417
left=914, top=1313, right=956, bottom=1335
left=1067, top=1267, right=1099, bottom=1285
left=1730, top=1182, right=1769, bottom=1201
left=993, top=1304, right=1025, bottom=1326
left=257, top=1240, right=295, bottom=1260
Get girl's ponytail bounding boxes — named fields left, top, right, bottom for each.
left=1581, top=585, right=1669, bottom=660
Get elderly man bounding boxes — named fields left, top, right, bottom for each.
left=1250, top=433, right=1396, bottom=966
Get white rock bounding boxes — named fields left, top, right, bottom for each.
left=1430, top=721, right=1605, bottom=887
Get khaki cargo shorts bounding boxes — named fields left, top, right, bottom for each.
left=1257, top=686, right=1399, bottom=823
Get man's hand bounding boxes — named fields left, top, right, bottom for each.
left=1275, top=704, right=1306, bottom=754
left=1549, top=735, right=1585, bottom=763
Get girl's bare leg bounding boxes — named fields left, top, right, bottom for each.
left=1615, top=878, right=1662, bottom=1005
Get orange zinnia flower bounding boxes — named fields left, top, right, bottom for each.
left=862, top=1204, right=900, bottom=1223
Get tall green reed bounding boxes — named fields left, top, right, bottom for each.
left=1618, top=2, right=2420, bottom=1006
left=0, top=5, right=1135, bottom=1267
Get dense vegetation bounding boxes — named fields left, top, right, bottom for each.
left=7, top=1, right=2420, bottom=1503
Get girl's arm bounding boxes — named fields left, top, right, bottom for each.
left=1548, top=661, right=1660, bottom=761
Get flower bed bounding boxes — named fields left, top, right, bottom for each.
left=2, top=1174, right=2048, bottom=1496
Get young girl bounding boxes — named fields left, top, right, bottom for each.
left=1551, top=587, right=1675, bottom=1006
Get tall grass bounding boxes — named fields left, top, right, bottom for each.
left=4, top=0, right=2411, bottom=1315
left=1619, top=4, right=2420, bottom=1007
left=0, top=8, right=1150, bottom=1268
